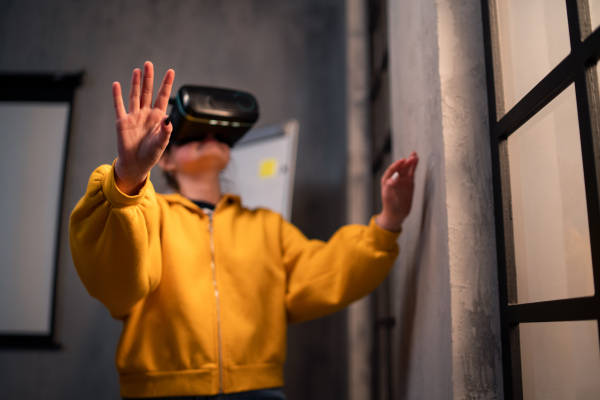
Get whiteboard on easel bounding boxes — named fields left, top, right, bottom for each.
left=222, top=119, right=299, bottom=221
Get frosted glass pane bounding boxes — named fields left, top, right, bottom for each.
left=496, top=0, right=570, bottom=113
left=591, top=0, right=600, bottom=34
left=508, top=85, right=594, bottom=304
left=520, top=321, right=600, bottom=400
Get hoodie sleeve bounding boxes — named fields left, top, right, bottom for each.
left=69, top=162, right=163, bottom=318
left=283, top=216, right=400, bottom=324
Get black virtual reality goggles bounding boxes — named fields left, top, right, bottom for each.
left=168, top=85, right=259, bottom=147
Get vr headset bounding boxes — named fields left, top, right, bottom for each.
left=168, top=85, right=259, bottom=147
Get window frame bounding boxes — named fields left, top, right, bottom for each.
left=481, top=0, right=600, bottom=398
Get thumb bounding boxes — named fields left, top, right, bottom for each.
left=157, top=115, right=172, bottom=148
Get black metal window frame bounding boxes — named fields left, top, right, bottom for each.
left=481, top=0, right=600, bottom=398
left=0, top=72, right=82, bottom=349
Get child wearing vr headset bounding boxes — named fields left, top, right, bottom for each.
left=69, top=62, right=418, bottom=400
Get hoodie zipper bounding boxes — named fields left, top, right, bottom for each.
left=205, top=209, right=224, bottom=394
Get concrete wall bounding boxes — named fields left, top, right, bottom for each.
left=344, top=0, right=372, bottom=399
left=0, top=1, right=349, bottom=399
left=387, top=0, right=503, bottom=398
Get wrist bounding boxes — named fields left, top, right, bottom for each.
left=375, top=212, right=403, bottom=232
left=114, top=159, right=148, bottom=195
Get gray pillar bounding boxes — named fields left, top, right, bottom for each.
left=387, top=0, right=504, bottom=398
left=345, top=0, right=373, bottom=399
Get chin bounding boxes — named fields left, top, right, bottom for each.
left=173, top=142, right=229, bottom=171
left=198, top=147, right=230, bottom=169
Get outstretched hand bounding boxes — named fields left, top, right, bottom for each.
left=376, top=152, right=419, bottom=232
left=113, top=61, right=175, bottom=195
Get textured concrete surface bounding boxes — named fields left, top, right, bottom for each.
left=388, top=0, right=453, bottom=398
left=345, top=0, right=372, bottom=399
left=388, top=0, right=503, bottom=398
left=438, top=0, right=504, bottom=398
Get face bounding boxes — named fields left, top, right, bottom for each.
left=160, top=136, right=231, bottom=176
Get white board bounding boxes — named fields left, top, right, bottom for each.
left=222, top=120, right=299, bottom=221
left=0, top=102, right=70, bottom=335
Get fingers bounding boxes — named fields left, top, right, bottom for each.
left=123, top=62, right=173, bottom=114
left=112, top=82, right=126, bottom=120
left=381, top=152, right=419, bottom=185
left=381, top=158, right=407, bottom=183
left=154, top=69, right=175, bottom=112
left=128, top=68, right=141, bottom=113
left=140, top=61, right=154, bottom=109
left=157, top=115, right=173, bottom=147
left=407, top=153, right=419, bottom=179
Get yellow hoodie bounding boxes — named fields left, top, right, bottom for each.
left=69, top=163, right=400, bottom=398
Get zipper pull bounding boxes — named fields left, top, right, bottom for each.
left=204, top=208, right=214, bottom=232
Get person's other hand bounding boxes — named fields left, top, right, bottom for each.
left=113, top=61, right=175, bottom=195
left=376, top=152, right=419, bottom=232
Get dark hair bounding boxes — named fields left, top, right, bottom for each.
left=163, top=170, right=180, bottom=192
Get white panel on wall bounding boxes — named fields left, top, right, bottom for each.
left=222, top=120, right=298, bottom=221
left=0, top=102, right=70, bottom=335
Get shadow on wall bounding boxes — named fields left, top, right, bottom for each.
left=395, top=160, right=435, bottom=399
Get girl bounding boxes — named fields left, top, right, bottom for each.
left=69, top=62, right=418, bottom=400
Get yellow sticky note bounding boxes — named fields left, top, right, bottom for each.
left=258, top=158, right=278, bottom=179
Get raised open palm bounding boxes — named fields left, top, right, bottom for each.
left=377, top=152, right=419, bottom=232
left=113, top=61, right=175, bottom=195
